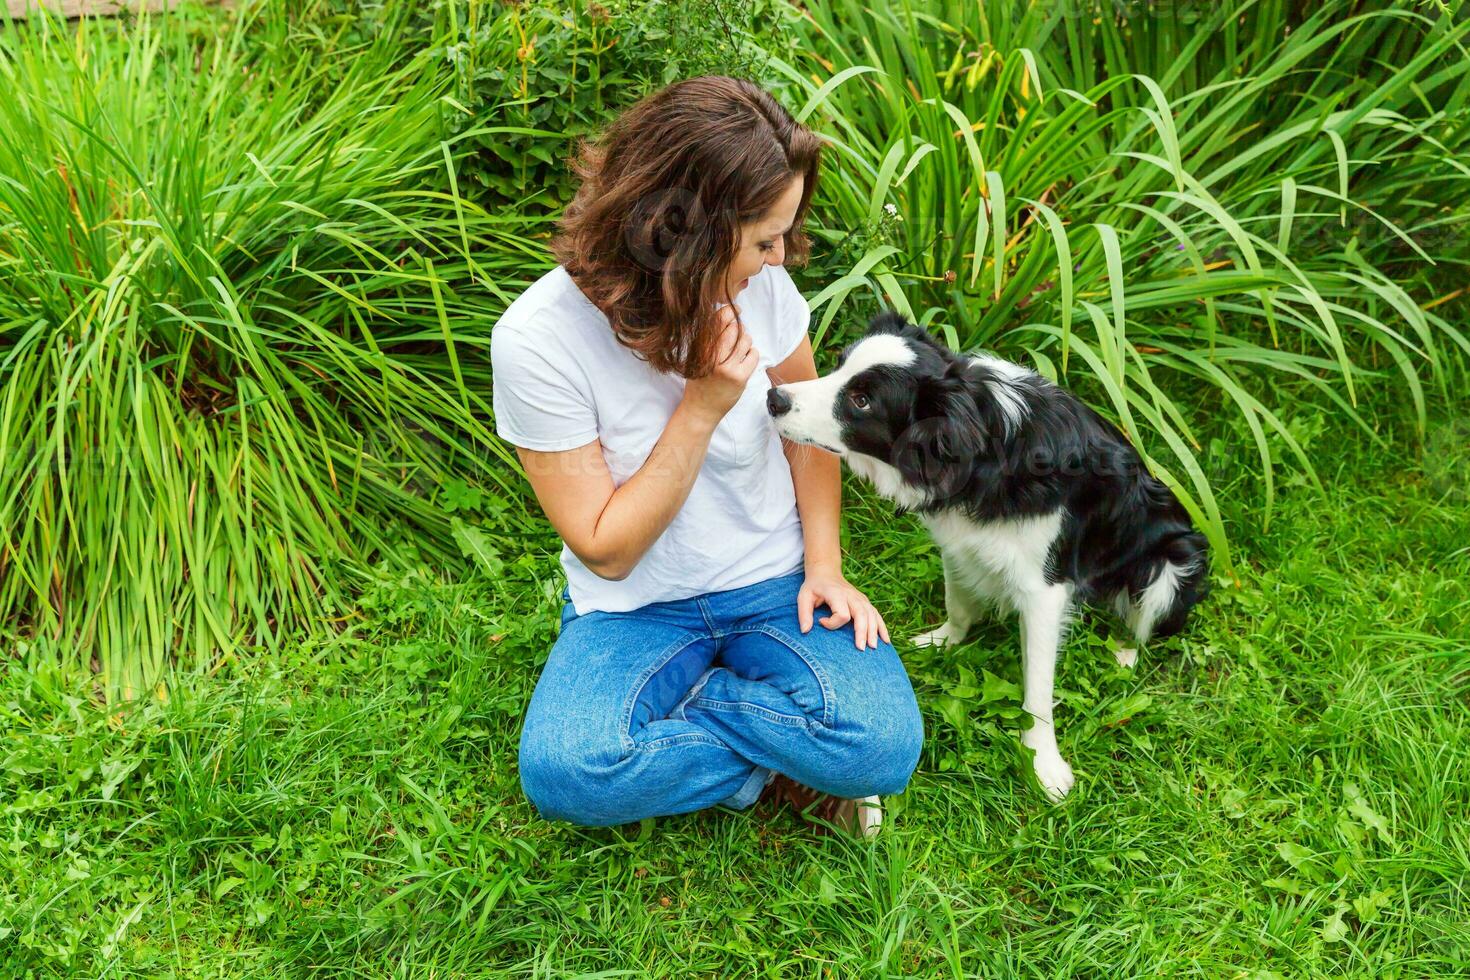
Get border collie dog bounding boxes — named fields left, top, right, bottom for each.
left=766, top=312, right=1209, bottom=800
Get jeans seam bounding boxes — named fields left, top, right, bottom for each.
left=686, top=696, right=812, bottom=729
left=695, top=596, right=721, bottom=639
left=620, top=630, right=709, bottom=754
left=638, top=731, right=725, bottom=750
left=728, top=624, right=835, bottom=730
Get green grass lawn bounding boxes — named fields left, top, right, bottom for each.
left=3, top=387, right=1466, bottom=977
left=3, top=1, right=1466, bottom=975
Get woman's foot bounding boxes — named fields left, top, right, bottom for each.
left=756, top=773, right=883, bottom=838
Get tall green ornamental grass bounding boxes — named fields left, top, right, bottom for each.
left=765, top=0, right=1470, bottom=573
left=0, top=4, right=529, bottom=698
left=3, top=0, right=1467, bottom=695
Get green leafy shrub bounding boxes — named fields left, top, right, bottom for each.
left=0, top=2, right=524, bottom=697
left=442, top=0, right=794, bottom=217
left=771, top=0, right=1470, bottom=570
left=4, top=0, right=1466, bottom=696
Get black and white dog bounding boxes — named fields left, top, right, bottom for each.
left=766, top=312, right=1210, bottom=800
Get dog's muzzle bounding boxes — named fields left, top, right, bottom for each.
left=766, top=387, right=792, bottom=417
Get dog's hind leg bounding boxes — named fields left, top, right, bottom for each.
left=1019, top=584, right=1076, bottom=802
left=912, top=548, right=983, bottom=648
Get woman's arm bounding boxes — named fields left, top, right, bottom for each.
left=770, top=334, right=843, bottom=575
left=517, top=401, right=714, bottom=581
left=770, top=334, right=890, bottom=650
left=518, top=308, right=755, bottom=581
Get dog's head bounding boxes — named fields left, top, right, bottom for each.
left=767, top=312, right=998, bottom=502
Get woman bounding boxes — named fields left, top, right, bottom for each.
left=491, top=76, right=924, bottom=837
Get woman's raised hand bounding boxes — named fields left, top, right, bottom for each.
left=682, top=304, right=759, bottom=425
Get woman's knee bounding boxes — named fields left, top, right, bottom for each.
left=821, top=664, right=925, bottom=796
left=518, top=730, right=626, bottom=827
left=867, top=685, right=925, bottom=795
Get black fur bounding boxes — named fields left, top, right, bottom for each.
left=844, top=312, right=1210, bottom=639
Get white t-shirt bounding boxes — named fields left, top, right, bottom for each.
left=491, top=263, right=810, bottom=614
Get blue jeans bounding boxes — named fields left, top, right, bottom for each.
left=518, top=570, right=925, bottom=827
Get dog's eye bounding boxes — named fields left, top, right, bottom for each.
left=849, top=391, right=870, bottom=410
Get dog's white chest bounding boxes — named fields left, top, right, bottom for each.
left=920, top=509, right=1063, bottom=605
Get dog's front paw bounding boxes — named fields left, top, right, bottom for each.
left=1113, top=645, right=1138, bottom=668
left=911, top=621, right=968, bottom=648
left=1031, top=752, right=1075, bottom=802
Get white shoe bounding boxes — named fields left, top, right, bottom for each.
left=852, top=795, right=883, bottom=838
left=759, top=775, right=884, bottom=838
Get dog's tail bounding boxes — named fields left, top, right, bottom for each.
left=1122, top=531, right=1211, bottom=644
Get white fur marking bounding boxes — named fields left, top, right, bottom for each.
left=911, top=621, right=967, bottom=647
left=770, top=335, right=916, bottom=454
left=1130, top=556, right=1199, bottom=644
left=846, top=452, right=932, bottom=511
left=1018, top=582, right=1075, bottom=801
left=921, top=510, right=1064, bottom=610
left=967, top=354, right=1034, bottom=438
left=916, top=508, right=1077, bottom=801
left=839, top=334, right=918, bottom=375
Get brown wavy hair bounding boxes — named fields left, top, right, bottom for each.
left=549, top=76, right=823, bottom=378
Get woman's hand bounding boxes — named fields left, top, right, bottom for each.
left=798, top=570, right=891, bottom=651
left=681, top=304, right=758, bottom=425
left=513, top=308, right=757, bottom=582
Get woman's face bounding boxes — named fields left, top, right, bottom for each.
left=722, top=175, right=804, bottom=303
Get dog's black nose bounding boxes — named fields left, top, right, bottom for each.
left=766, top=386, right=792, bottom=417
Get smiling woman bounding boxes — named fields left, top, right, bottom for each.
left=490, top=75, right=924, bottom=837
left=546, top=76, right=821, bottom=378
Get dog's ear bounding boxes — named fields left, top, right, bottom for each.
left=867, top=310, right=952, bottom=356
left=893, top=361, right=986, bottom=495
left=867, top=310, right=912, bottom=336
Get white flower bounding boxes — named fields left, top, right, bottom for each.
left=883, top=203, right=898, bottom=216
